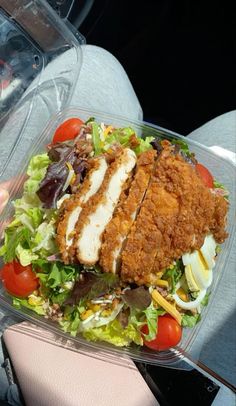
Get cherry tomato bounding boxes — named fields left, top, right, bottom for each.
left=195, top=163, right=214, bottom=188
left=141, top=314, right=182, bottom=351
left=52, top=118, right=84, bottom=143
left=0, top=261, right=39, bottom=298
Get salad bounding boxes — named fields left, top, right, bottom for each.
left=0, top=117, right=229, bottom=351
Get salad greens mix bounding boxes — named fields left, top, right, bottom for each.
left=0, top=117, right=228, bottom=351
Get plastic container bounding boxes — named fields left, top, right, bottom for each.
left=0, top=106, right=235, bottom=366
left=0, top=0, right=84, bottom=180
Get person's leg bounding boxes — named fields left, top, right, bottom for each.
left=187, top=110, right=236, bottom=386
left=0, top=45, right=143, bottom=179
left=0, top=44, right=142, bottom=404
left=71, top=45, right=143, bottom=120
left=187, top=110, right=236, bottom=154
left=0, top=315, right=23, bottom=406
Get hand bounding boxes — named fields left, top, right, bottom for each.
left=0, top=176, right=27, bottom=216
left=0, top=181, right=11, bottom=240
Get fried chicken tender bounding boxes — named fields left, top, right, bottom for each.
left=100, top=149, right=157, bottom=273
left=74, top=148, right=137, bottom=266
left=56, top=157, right=108, bottom=263
left=121, top=144, right=228, bottom=285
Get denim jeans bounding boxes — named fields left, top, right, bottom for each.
left=0, top=314, right=24, bottom=406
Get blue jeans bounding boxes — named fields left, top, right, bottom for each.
left=0, top=314, right=24, bottom=406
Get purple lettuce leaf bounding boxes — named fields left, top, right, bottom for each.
left=122, top=286, right=151, bottom=310
left=37, top=146, right=76, bottom=209
left=37, top=143, right=89, bottom=208
left=65, top=272, right=120, bottom=305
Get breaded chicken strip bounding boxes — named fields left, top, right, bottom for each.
left=100, top=149, right=156, bottom=273
left=74, top=148, right=137, bottom=266
left=56, top=157, right=108, bottom=263
left=121, top=144, right=228, bottom=285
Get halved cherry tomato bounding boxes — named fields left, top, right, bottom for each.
left=195, top=163, right=214, bottom=188
left=0, top=261, right=39, bottom=298
left=141, top=314, right=182, bottom=351
left=52, top=118, right=84, bottom=143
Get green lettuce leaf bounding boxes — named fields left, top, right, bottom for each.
left=143, top=303, right=166, bottom=341
left=60, top=303, right=143, bottom=344
left=59, top=306, right=81, bottom=337
left=134, top=136, right=155, bottom=155
left=45, top=262, right=79, bottom=289
left=51, top=291, right=71, bottom=306
left=0, top=227, right=31, bottom=263
left=15, top=244, right=38, bottom=266
left=163, top=260, right=184, bottom=293
left=91, top=122, right=102, bottom=155
left=213, top=180, right=229, bottom=199
left=213, top=180, right=226, bottom=190
left=12, top=297, right=46, bottom=316
left=34, top=260, right=80, bottom=306
left=0, top=153, right=56, bottom=265
left=82, top=319, right=142, bottom=346
left=181, top=313, right=201, bottom=328
left=129, top=308, right=145, bottom=330
left=25, top=153, right=51, bottom=193
left=104, top=127, right=133, bottom=147
left=32, top=258, right=51, bottom=273
left=31, top=221, right=57, bottom=254
left=66, top=272, right=119, bottom=305
left=201, top=292, right=211, bottom=306
left=172, top=139, right=192, bottom=158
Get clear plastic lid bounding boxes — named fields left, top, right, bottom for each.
left=0, top=0, right=84, bottom=179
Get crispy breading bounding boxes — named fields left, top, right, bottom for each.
left=209, top=194, right=228, bottom=243
left=121, top=145, right=228, bottom=285
left=74, top=148, right=137, bottom=266
left=56, top=157, right=108, bottom=263
left=100, top=149, right=157, bottom=273
left=56, top=140, right=228, bottom=286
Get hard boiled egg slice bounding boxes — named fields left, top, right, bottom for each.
left=199, top=234, right=216, bottom=269
left=185, top=264, right=199, bottom=292
left=173, top=285, right=207, bottom=310
left=182, top=251, right=213, bottom=290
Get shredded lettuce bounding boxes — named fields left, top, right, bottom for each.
left=0, top=226, right=31, bottom=263
left=0, top=154, right=58, bottom=265
left=15, top=244, right=38, bottom=266
left=32, top=221, right=57, bottom=254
